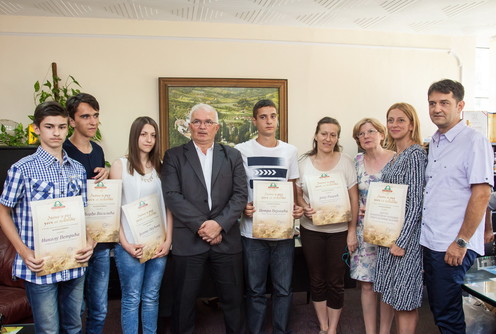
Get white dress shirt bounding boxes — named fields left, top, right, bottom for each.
left=193, top=141, right=214, bottom=210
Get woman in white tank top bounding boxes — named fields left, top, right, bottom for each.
left=109, top=116, right=173, bottom=334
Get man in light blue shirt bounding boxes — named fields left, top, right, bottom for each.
left=421, top=79, right=493, bottom=334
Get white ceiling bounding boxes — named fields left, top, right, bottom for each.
left=1, top=0, right=496, bottom=37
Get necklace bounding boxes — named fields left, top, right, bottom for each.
left=141, top=171, right=154, bottom=183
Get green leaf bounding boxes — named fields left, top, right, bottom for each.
left=39, top=91, right=51, bottom=103
left=94, top=128, right=102, bottom=142
left=70, top=76, right=81, bottom=87
left=31, top=70, right=103, bottom=144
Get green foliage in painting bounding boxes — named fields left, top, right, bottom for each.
left=168, top=87, right=280, bottom=148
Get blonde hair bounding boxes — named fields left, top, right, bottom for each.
left=384, top=102, right=422, bottom=151
left=352, top=118, right=387, bottom=149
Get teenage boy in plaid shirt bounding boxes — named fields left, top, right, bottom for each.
left=0, top=101, right=95, bottom=333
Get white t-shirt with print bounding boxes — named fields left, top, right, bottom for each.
left=235, top=139, right=299, bottom=238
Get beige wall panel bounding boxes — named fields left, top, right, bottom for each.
left=0, top=16, right=468, bottom=162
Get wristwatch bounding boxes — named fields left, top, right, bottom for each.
left=455, top=238, right=468, bottom=248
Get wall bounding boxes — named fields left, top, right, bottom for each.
left=0, top=16, right=476, bottom=162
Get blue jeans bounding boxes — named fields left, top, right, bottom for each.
left=423, top=247, right=477, bottom=334
left=114, top=244, right=167, bottom=334
left=84, top=243, right=112, bottom=334
left=24, top=275, right=85, bottom=334
left=242, top=237, right=294, bottom=334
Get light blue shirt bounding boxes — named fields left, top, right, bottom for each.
left=420, top=121, right=493, bottom=255
left=0, top=146, right=87, bottom=284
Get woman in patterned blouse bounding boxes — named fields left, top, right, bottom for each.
left=373, top=103, right=427, bottom=334
left=351, top=118, right=395, bottom=334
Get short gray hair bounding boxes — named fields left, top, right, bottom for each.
left=188, top=103, right=219, bottom=122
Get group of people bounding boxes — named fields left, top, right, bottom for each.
left=348, top=79, right=493, bottom=334
left=350, top=102, right=426, bottom=334
left=0, top=78, right=493, bottom=334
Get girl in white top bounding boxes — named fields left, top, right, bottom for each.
left=110, top=116, right=173, bottom=334
left=296, top=117, right=359, bottom=334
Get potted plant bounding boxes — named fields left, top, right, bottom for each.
left=0, top=63, right=99, bottom=192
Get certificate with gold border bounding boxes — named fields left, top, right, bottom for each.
left=31, top=195, right=87, bottom=276
left=363, top=182, right=408, bottom=247
left=253, top=180, right=294, bottom=239
left=85, top=180, right=122, bottom=242
left=306, top=172, right=351, bottom=225
left=122, top=194, right=166, bottom=263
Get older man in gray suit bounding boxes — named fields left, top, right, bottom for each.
left=162, top=103, right=247, bottom=334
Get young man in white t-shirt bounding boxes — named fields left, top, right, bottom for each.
left=235, top=99, right=303, bottom=334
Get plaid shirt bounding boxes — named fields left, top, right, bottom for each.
left=0, top=146, right=88, bottom=284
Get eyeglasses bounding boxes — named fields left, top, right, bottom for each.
left=190, top=119, right=217, bottom=128
left=357, top=129, right=379, bottom=138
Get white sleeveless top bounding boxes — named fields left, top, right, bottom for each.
left=120, top=157, right=167, bottom=244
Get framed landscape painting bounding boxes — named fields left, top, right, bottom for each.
left=158, top=77, right=287, bottom=153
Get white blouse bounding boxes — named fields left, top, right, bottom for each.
left=297, top=153, right=357, bottom=234
left=119, top=157, right=167, bottom=243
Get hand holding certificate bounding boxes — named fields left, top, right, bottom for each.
left=31, top=196, right=87, bottom=276
left=363, top=182, right=408, bottom=247
left=122, top=194, right=166, bottom=263
left=253, top=181, right=294, bottom=239
left=85, top=180, right=122, bottom=242
left=306, top=172, right=351, bottom=225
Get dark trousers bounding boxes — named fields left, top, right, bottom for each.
left=423, top=247, right=477, bottom=334
left=172, top=250, right=245, bottom=334
left=300, top=227, right=347, bottom=309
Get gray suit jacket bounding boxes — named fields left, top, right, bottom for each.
left=162, top=141, right=247, bottom=256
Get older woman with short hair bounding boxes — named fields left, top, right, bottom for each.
left=350, top=118, right=395, bottom=334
